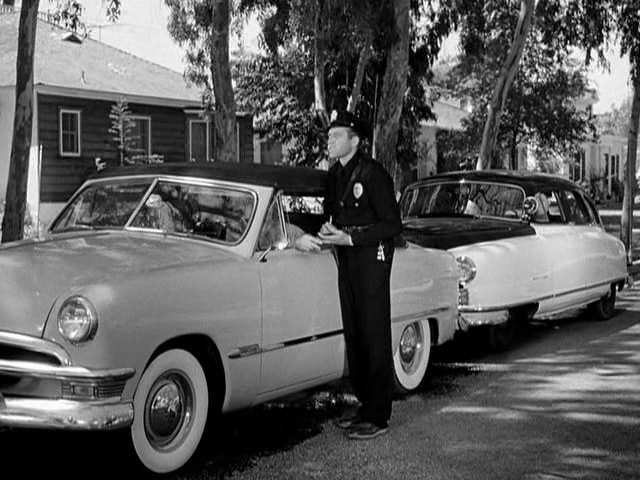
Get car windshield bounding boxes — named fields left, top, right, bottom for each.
left=400, top=181, right=526, bottom=220
left=51, top=180, right=153, bottom=232
left=51, top=178, right=256, bottom=244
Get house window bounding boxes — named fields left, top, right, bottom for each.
left=571, top=150, right=585, bottom=182
left=612, top=154, right=620, bottom=179
left=189, top=119, right=210, bottom=162
left=130, top=116, right=151, bottom=158
left=59, top=109, right=81, bottom=156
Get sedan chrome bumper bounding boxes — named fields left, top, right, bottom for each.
left=0, top=395, right=133, bottom=430
left=0, top=331, right=135, bottom=431
left=458, top=309, right=510, bottom=330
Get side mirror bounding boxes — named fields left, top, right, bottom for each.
left=257, top=240, right=288, bottom=263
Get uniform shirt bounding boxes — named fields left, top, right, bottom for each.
left=325, top=150, right=402, bottom=247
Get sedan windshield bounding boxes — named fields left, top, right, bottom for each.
left=401, top=181, right=526, bottom=220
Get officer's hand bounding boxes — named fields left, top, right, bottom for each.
left=318, top=229, right=352, bottom=246
left=294, top=234, right=323, bottom=252
left=319, top=222, right=339, bottom=235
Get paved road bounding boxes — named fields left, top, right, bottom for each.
left=2, top=285, right=639, bottom=479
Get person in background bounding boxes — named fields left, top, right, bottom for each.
left=318, top=109, right=402, bottom=440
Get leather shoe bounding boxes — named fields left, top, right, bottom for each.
left=346, top=422, right=388, bottom=440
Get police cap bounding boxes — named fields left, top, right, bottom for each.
left=328, top=109, right=368, bottom=138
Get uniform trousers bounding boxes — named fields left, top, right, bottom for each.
left=336, top=244, right=393, bottom=427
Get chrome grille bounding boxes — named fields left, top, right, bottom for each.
left=0, top=344, right=62, bottom=366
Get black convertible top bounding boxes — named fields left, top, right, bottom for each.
left=89, top=162, right=328, bottom=195
left=408, top=169, right=584, bottom=196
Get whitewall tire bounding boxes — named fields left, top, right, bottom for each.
left=393, top=319, right=431, bottom=394
left=131, top=349, right=209, bottom=474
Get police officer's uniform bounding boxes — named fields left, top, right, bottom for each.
left=324, top=112, right=402, bottom=430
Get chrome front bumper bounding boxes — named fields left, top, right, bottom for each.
left=0, top=395, right=133, bottom=430
left=0, top=331, right=135, bottom=431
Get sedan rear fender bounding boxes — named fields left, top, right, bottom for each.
left=450, top=234, right=552, bottom=310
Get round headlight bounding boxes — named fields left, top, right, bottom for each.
left=456, top=256, right=477, bottom=285
left=57, top=296, right=98, bottom=344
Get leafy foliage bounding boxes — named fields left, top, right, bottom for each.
left=165, top=0, right=215, bottom=95
left=434, top=0, right=596, bottom=172
left=232, top=0, right=443, bottom=179
left=234, top=54, right=327, bottom=166
left=596, top=97, right=633, bottom=137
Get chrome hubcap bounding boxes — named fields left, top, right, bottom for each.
left=145, top=373, right=193, bottom=449
left=399, top=323, right=423, bottom=373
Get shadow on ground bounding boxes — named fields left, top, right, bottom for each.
left=2, top=288, right=639, bottom=479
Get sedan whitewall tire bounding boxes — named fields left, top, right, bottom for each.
left=131, top=349, right=209, bottom=474
left=393, top=319, right=431, bottom=394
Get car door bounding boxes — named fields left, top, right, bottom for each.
left=564, top=189, right=617, bottom=301
left=532, top=189, right=587, bottom=314
left=255, top=194, right=344, bottom=400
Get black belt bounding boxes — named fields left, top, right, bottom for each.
left=340, top=224, right=374, bottom=234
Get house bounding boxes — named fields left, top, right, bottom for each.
left=0, top=9, right=254, bottom=227
left=420, top=91, right=629, bottom=202
left=563, top=134, right=626, bottom=202
left=417, top=98, right=470, bottom=178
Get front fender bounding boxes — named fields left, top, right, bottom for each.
left=42, top=259, right=263, bottom=408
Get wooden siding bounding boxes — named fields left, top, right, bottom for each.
left=39, top=95, right=255, bottom=203
left=38, top=94, right=190, bottom=202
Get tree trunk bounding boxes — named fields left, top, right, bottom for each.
left=2, top=0, right=39, bottom=243
left=313, top=0, right=328, bottom=128
left=477, top=0, right=534, bottom=170
left=210, top=0, right=237, bottom=163
left=621, top=76, right=640, bottom=263
left=347, top=39, right=372, bottom=113
left=373, top=0, right=410, bottom=191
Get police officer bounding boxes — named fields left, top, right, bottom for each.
left=318, top=110, right=402, bottom=440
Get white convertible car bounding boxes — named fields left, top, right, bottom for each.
left=400, top=170, right=628, bottom=351
left=0, top=162, right=458, bottom=473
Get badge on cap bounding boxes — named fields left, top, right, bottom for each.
left=353, top=182, right=363, bottom=199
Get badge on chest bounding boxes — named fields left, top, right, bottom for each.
left=353, top=182, right=363, bottom=200
left=339, top=181, right=364, bottom=209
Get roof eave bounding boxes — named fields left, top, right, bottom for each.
left=35, top=84, right=202, bottom=109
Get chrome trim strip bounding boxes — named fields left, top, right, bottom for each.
left=261, top=343, right=285, bottom=354
left=459, top=277, right=626, bottom=313
left=0, top=395, right=133, bottom=430
left=227, top=310, right=452, bottom=360
left=0, top=359, right=135, bottom=382
left=228, top=329, right=345, bottom=359
left=0, top=332, right=71, bottom=366
left=227, top=344, right=261, bottom=359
